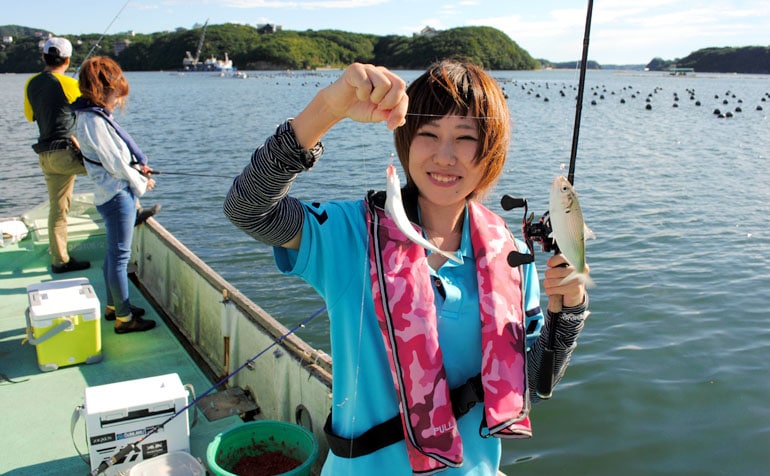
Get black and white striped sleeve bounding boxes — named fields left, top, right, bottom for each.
left=224, top=121, right=323, bottom=246
left=528, top=301, right=589, bottom=404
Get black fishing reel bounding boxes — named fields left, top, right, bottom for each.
left=500, top=195, right=557, bottom=268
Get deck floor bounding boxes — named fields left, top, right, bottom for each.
left=0, top=215, right=240, bottom=475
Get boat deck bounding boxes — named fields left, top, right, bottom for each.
left=0, top=197, right=240, bottom=475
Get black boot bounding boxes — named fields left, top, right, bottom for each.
left=51, top=258, right=90, bottom=274
left=114, top=315, right=156, bottom=334
left=135, top=204, right=161, bottom=226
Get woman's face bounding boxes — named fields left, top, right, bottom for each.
left=408, top=113, right=484, bottom=210
left=106, top=94, right=120, bottom=110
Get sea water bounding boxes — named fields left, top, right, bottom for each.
left=2, top=69, right=769, bottom=475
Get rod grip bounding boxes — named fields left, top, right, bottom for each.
left=536, top=348, right=556, bottom=399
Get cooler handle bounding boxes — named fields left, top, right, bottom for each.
left=24, top=308, right=75, bottom=346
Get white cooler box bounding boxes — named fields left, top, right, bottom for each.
left=85, top=373, right=191, bottom=476
left=26, top=277, right=102, bottom=371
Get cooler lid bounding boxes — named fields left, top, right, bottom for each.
left=85, top=373, right=187, bottom=415
left=27, top=278, right=99, bottom=323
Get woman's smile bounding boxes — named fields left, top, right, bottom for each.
left=408, top=113, right=483, bottom=209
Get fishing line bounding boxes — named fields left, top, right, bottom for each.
left=73, top=0, right=130, bottom=76
left=405, top=112, right=507, bottom=120
left=87, top=304, right=328, bottom=476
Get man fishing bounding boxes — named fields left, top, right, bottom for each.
left=23, top=37, right=90, bottom=274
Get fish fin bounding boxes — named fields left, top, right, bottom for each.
left=560, top=269, right=596, bottom=288
left=584, top=224, right=596, bottom=240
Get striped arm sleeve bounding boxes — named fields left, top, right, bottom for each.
left=528, top=301, right=589, bottom=404
left=224, top=121, right=323, bottom=246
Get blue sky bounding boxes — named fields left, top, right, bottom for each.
left=5, top=0, right=769, bottom=64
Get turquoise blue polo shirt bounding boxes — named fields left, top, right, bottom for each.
left=274, top=198, right=543, bottom=475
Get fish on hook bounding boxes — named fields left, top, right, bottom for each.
left=384, top=164, right=462, bottom=264
left=549, top=175, right=595, bottom=287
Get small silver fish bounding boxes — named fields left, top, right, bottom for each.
left=385, top=164, right=462, bottom=264
left=549, top=175, right=595, bottom=287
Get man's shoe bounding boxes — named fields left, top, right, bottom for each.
left=114, top=315, right=156, bottom=334
left=51, top=258, right=90, bottom=274
left=105, top=305, right=146, bottom=321
left=135, top=204, right=161, bottom=226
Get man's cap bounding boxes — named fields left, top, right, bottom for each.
left=43, top=37, right=72, bottom=58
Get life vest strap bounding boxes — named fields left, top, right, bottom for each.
left=324, top=374, right=483, bottom=458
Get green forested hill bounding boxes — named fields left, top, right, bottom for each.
left=646, top=46, right=770, bottom=74
left=0, top=23, right=537, bottom=73
left=2, top=23, right=767, bottom=74
left=374, top=26, right=538, bottom=70
left=676, top=46, right=770, bottom=74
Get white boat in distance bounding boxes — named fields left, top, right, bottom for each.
left=182, top=19, right=236, bottom=72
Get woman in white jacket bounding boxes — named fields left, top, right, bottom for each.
left=73, top=56, right=156, bottom=334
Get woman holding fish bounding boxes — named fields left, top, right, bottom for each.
left=225, top=60, right=590, bottom=475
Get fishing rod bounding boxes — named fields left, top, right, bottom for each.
left=87, top=304, right=328, bottom=475
left=501, top=0, right=593, bottom=399
left=132, top=164, right=233, bottom=179
left=73, top=0, right=130, bottom=76
left=131, top=164, right=234, bottom=179
left=149, top=170, right=235, bottom=179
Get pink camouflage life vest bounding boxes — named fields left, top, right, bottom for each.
left=366, top=194, right=532, bottom=474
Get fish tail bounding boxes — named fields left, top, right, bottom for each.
left=438, top=250, right=463, bottom=264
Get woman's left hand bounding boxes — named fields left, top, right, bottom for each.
left=543, top=254, right=586, bottom=310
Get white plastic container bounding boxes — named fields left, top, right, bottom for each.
left=128, top=451, right=205, bottom=476
left=85, top=373, right=190, bottom=475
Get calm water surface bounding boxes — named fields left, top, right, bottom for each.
left=2, top=69, right=769, bottom=475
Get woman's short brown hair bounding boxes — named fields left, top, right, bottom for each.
left=393, top=59, right=511, bottom=200
left=78, top=56, right=129, bottom=110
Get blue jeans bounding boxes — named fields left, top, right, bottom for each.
left=96, top=188, right=135, bottom=317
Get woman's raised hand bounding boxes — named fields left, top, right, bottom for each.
left=323, top=63, right=408, bottom=130
left=292, top=63, right=408, bottom=149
